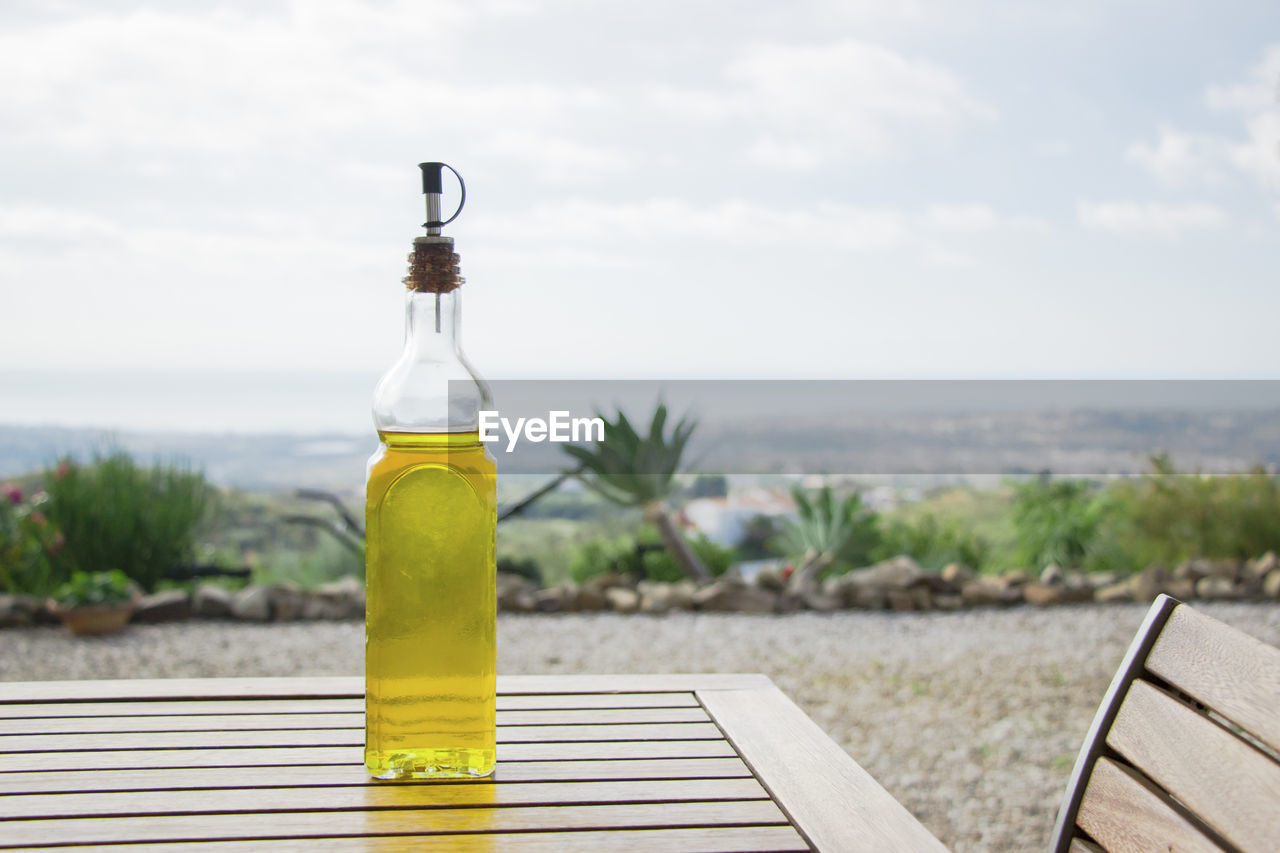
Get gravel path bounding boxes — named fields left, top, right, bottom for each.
left=4, top=604, right=1279, bottom=852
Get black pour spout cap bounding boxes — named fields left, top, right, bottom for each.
left=419, top=162, right=445, bottom=194
left=417, top=161, right=466, bottom=231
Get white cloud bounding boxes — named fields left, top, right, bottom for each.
left=1076, top=201, right=1228, bottom=238
left=1226, top=113, right=1280, bottom=191
left=651, top=39, right=995, bottom=167
left=1127, top=44, right=1280, bottom=192
left=478, top=131, right=629, bottom=179
left=472, top=197, right=1044, bottom=254
left=922, top=203, right=1045, bottom=232
left=0, top=2, right=607, bottom=176
left=473, top=198, right=911, bottom=250
left=1125, top=124, right=1227, bottom=187
left=1035, top=140, right=1071, bottom=157
left=1205, top=44, right=1280, bottom=114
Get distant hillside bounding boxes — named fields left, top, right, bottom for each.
left=3, top=407, right=1277, bottom=492
left=0, top=426, right=375, bottom=494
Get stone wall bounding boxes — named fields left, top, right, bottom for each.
left=3, top=554, right=1278, bottom=627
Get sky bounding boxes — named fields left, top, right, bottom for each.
left=2, top=0, right=1279, bottom=396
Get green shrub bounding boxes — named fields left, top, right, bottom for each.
left=252, top=536, right=361, bottom=590
left=497, top=555, right=543, bottom=584
left=53, top=569, right=135, bottom=607
left=569, top=527, right=734, bottom=583
left=1010, top=476, right=1109, bottom=571
left=735, top=513, right=782, bottom=561
left=0, top=483, right=64, bottom=595
left=569, top=535, right=638, bottom=583
left=1107, top=454, right=1280, bottom=566
left=640, top=531, right=734, bottom=582
left=42, top=452, right=215, bottom=593
left=875, top=513, right=990, bottom=571
left=777, top=486, right=881, bottom=581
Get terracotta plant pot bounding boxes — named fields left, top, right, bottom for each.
left=48, top=601, right=136, bottom=636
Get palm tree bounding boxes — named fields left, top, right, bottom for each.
left=779, top=485, right=877, bottom=588
left=562, top=404, right=709, bottom=582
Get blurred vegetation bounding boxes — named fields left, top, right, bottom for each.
left=875, top=513, right=991, bottom=571
left=7, top=447, right=1280, bottom=597
left=53, top=569, right=135, bottom=608
left=1104, top=454, right=1280, bottom=568
left=42, top=452, right=215, bottom=593
left=891, top=485, right=1016, bottom=567
left=0, top=482, right=63, bottom=596
left=568, top=527, right=735, bottom=584
left=1009, top=476, right=1111, bottom=572
left=563, top=404, right=709, bottom=580
left=777, top=486, right=879, bottom=583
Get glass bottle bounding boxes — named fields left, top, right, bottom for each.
left=364, top=164, right=497, bottom=779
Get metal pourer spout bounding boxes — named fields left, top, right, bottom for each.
left=419, top=162, right=466, bottom=236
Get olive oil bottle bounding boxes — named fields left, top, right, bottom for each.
left=365, top=163, right=497, bottom=779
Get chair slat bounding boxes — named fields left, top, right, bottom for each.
left=1067, top=839, right=1103, bottom=853
left=1106, top=678, right=1280, bottom=853
left=1145, top=604, right=1280, bottom=754
left=1076, top=758, right=1225, bottom=853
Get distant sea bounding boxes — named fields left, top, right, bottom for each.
left=0, top=369, right=380, bottom=434
left=0, top=370, right=382, bottom=492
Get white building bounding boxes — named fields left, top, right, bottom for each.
left=683, top=488, right=797, bottom=547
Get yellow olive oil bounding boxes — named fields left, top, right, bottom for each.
left=364, top=430, right=497, bottom=779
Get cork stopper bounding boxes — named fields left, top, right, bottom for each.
left=403, top=236, right=464, bottom=293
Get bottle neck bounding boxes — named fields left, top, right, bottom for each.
left=404, top=290, right=462, bottom=359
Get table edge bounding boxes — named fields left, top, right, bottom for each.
left=697, top=683, right=950, bottom=853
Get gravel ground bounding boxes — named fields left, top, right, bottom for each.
left=4, top=603, right=1279, bottom=852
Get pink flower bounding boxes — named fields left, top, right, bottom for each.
left=30, top=511, right=47, bottom=527
left=55, top=462, right=70, bottom=479
left=48, top=532, right=66, bottom=556
left=1, top=484, right=20, bottom=506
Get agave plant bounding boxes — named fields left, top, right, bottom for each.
left=779, top=485, right=877, bottom=587
left=561, top=404, right=709, bottom=581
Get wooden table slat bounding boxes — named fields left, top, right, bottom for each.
left=0, top=723, right=723, bottom=753
left=0, top=693, right=701, bottom=718
left=0, top=740, right=739, bottom=773
left=0, top=777, right=773, bottom=820
left=0, top=706, right=711, bottom=735
left=0, top=674, right=947, bottom=851
left=0, top=800, right=792, bottom=847
left=25, top=825, right=812, bottom=853
left=0, top=757, right=755, bottom=795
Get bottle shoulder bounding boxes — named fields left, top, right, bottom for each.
left=372, top=354, right=489, bottom=433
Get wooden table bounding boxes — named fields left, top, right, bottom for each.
left=0, top=674, right=946, bottom=851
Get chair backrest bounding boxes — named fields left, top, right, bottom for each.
left=1050, top=594, right=1280, bottom=853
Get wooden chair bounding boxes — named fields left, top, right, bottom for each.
left=1050, top=594, right=1280, bottom=853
